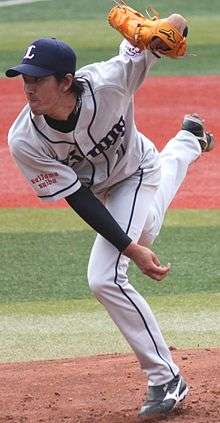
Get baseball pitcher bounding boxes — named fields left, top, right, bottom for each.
left=6, top=3, right=214, bottom=418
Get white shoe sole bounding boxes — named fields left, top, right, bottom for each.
left=139, top=384, right=189, bottom=418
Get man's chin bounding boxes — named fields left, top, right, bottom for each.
left=30, top=107, right=43, bottom=116
left=29, top=102, right=44, bottom=115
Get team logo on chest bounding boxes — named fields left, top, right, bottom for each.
left=60, top=147, right=84, bottom=168
left=58, top=116, right=126, bottom=170
left=87, top=116, right=125, bottom=158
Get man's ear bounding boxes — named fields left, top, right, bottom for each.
left=62, top=73, right=74, bottom=92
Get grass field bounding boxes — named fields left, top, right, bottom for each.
left=1, top=209, right=220, bottom=302
left=0, top=208, right=219, bottom=362
left=0, top=0, right=220, bottom=75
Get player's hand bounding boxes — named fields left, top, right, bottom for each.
left=123, top=242, right=171, bottom=281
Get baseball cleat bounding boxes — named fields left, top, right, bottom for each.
left=138, top=374, right=189, bottom=418
left=182, top=113, right=215, bottom=152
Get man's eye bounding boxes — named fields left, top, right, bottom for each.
left=34, top=76, right=47, bottom=83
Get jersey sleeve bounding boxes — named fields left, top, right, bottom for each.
left=116, top=39, right=159, bottom=93
left=9, top=138, right=81, bottom=202
left=78, top=40, right=159, bottom=96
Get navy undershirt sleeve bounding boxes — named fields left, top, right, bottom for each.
left=65, top=186, right=132, bottom=252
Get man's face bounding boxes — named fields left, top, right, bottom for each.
left=22, top=74, right=63, bottom=116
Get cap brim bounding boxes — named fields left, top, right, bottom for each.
left=5, top=64, right=55, bottom=78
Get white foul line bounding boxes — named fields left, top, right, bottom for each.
left=0, top=0, right=50, bottom=7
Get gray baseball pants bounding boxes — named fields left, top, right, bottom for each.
left=87, top=130, right=201, bottom=386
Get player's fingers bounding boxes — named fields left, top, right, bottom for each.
left=152, top=253, right=161, bottom=266
left=153, top=270, right=169, bottom=281
left=144, top=263, right=171, bottom=281
left=148, top=270, right=169, bottom=281
left=148, top=262, right=170, bottom=275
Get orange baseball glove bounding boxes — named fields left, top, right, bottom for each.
left=108, top=1, right=187, bottom=58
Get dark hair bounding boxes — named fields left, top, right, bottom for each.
left=55, top=74, right=85, bottom=96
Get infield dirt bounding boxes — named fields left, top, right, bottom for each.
left=0, top=348, right=219, bottom=422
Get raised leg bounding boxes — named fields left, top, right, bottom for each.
left=139, top=129, right=202, bottom=246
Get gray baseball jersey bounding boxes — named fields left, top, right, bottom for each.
left=7, top=37, right=202, bottom=387
left=8, top=41, right=159, bottom=202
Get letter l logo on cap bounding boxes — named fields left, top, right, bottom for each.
left=24, top=45, right=36, bottom=60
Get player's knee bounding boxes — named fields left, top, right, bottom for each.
left=87, top=269, right=107, bottom=297
left=87, top=269, right=127, bottom=299
left=87, top=255, right=129, bottom=298
left=88, top=277, right=102, bottom=296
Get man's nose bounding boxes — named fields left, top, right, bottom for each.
left=24, top=81, right=36, bottom=94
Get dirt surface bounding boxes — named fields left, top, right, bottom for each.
left=0, top=348, right=219, bottom=423
left=0, top=75, right=219, bottom=208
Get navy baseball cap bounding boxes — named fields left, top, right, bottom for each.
left=6, top=37, right=77, bottom=78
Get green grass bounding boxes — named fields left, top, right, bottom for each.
left=2, top=207, right=219, bottom=233
left=0, top=0, right=219, bottom=22
left=0, top=293, right=219, bottom=362
left=0, top=209, right=219, bottom=303
left=0, top=0, right=219, bottom=75
left=1, top=226, right=219, bottom=301
left=0, top=207, right=219, bottom=362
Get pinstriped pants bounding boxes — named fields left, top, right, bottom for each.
left=87, top=130, right=201, bottom=386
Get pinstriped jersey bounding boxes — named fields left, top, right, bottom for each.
left=8, top=41, right=160, bottom=202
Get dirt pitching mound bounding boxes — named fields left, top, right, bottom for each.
left=0, top=348, right=219, bottom=422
